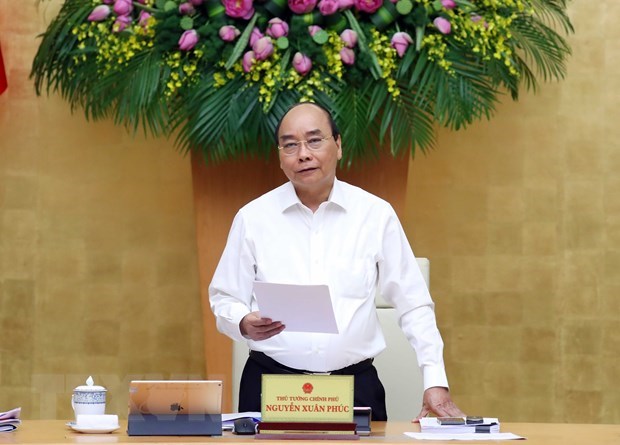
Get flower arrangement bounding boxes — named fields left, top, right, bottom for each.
left=31, top=0, right=572, bottom=164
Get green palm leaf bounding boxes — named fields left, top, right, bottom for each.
left=511, top=16, right=571, bottom=86
left=387, top=88, right=436, bottom=156
left=530, top=0, right=574, bottom=35
left=332, top=83, right=375, bottom=167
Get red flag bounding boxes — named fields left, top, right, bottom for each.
left=0, top=42, right=7, bottom=95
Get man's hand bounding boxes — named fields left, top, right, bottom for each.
left=240, top=312, right=285, bottom=341
left=413, top=387, right=465, bottom=422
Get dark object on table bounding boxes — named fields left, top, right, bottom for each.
left=466, top=416, right=484, bottom=425
left=233, top=417, right=257, bottom=435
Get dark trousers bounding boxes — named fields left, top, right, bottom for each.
left=238, top=351, right=388, bottom=420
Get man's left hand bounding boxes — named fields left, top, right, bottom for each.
left=413, top=387, right=465, bottom=422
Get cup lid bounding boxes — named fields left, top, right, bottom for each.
left=74, top=376, right=106, bottom=392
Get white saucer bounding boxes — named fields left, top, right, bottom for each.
left=66, top=421, right=120, bottom=434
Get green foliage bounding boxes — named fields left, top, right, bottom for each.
left=31, top=0, right=573, bottom=166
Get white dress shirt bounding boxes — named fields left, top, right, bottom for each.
left=209, top=179, right=449, bottom=390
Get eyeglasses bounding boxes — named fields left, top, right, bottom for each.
left=277, top=135, right=334, bottom=156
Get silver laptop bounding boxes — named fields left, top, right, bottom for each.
left=128, top=380, right=222, bottom=416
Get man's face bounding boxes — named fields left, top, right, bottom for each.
left=277, top=104, right=342, bottom=194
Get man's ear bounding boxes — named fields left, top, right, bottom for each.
left=335, top=135, right=342, bottom=160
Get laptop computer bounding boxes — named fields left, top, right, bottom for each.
left=127, top=380, right=223, bottom=436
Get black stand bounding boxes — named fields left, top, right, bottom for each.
left=127, top=413, right=222, bottom=436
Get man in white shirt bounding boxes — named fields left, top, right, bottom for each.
left=209, top=102, right=464, bottom=421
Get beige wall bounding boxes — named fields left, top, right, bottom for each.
left=1, top=0, right=617, bottom=425
left=0, top=1, right=205, bottom=420
left=405, top=1, right=620, bottom=424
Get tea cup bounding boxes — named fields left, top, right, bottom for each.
left=71, top=376, right=107, bottom=419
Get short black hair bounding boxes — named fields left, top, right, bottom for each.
left=274, top=102, right=341, bottom=146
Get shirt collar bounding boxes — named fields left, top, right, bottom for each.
left=278, top=178, right=347, bottom=213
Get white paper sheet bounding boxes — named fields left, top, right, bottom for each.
left=405, top=432, right=526, bottom=440
left=252, top=281, right=339, bottom=333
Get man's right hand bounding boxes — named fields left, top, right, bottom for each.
left=239, top=312, right=285, bottom=341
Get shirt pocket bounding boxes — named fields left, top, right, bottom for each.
left=329, top=257, right=376, bottom=300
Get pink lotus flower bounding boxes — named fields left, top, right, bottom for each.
left=318, top=0, right=339, bottom=15
left=113, top=0, right=133, bottom=16
left=179, top=2, right=196, bottom=14
left=219, top=25, right=240, bottom=42
left=138, top=10, right=151, bottom=27
left=337, top=0, right=354, bottom=9
left=178, top=29, right=199, bottom=51
left=354, top=0, right=382, bottom=14
left=288, top=0, right=318, bottom=14
left=433, top=17, right=451, bottom=34
left=340, top=29, right=357, bottom=48
left=340, top=47, right=355, bottom=65
left=308, top=25, right=323, bottom=37
left=267, top=18, right=289, bottom=38
left=292, top=52, right=312, bottom=76
left=88, top=5, right=111, bottom=21
left=252, top=37, right=274, bottom=61
left=223, top=0, right=255, bottom=19
left=242, top=51, right=255, bottom=72
left=113, top=14, right=133, bottom=32
left=471, top=14, right=489, bottom=29
left=441, top=0, right=456, bottom=9
left=250, top=27, right=264, bottom=46
left=391, top=31, right=413, bottom=57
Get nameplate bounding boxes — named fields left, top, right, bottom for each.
left=261, top=374, right=354, bottom=422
